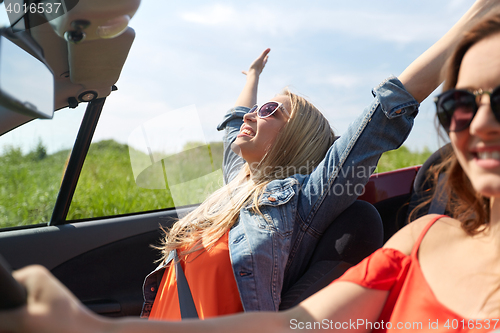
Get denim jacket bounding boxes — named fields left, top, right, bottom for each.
left=141, top=77, right=419, bottom=316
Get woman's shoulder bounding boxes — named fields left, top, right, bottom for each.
left=383, top=214, right=460, bottom=256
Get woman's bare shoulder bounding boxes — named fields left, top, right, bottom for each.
left=383, top=214, right=459, bottom=255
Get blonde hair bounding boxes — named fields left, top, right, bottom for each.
left=158, top=89, right=336, bottom=261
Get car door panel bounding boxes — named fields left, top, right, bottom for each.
left=0, top=206, right=196, bottom=316
left=52, top=230, right=160, bottom=316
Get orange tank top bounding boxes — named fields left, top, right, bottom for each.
left=148, top=232, right=243, bottom=320
left=335, top=215, right=498, bottom=332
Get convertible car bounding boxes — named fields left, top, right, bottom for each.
left=0, top=0, right=446, bottom=316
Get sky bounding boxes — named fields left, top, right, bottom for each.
left=1, top=0, right=478, bottom=154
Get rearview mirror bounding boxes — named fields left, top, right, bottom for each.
left=0, top=33, right=54, bottom=119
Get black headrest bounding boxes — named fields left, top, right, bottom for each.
left=407, top=143, right=453, bottom=221
left=413, top=143, right=453, bottom=193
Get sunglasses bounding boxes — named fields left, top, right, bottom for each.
left=435, top=86, right=500, bottom=132
left=249, top=101, right=290, bottom=119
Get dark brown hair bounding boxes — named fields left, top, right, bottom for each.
left=413, top=12, right=500, bottom=234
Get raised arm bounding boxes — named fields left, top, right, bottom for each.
left=234, top=48, right=270, bottom=108
left=217, top=48, right=271, bottom=184
left=399, top=0, right=499, bottom=102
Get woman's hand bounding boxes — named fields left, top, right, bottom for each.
left=242, top=48, right=270, bottom=77
left=234, top=48, right=271, bottom=107
left=0, top=265, right=103, bottom=333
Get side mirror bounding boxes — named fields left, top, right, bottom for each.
left=0, top=31, right=54, bottom=119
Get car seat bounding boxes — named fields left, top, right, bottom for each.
left=279, top=200, right=383, bottom=309
left=406, top=143, right=453, bottom=221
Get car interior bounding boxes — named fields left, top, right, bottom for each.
left=0, top=0, right=448, bottom=317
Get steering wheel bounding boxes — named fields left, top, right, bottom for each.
left=0, top=254, right=27, bottom=310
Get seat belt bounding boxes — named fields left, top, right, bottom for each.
left=174, top=251, right=199, bottom=319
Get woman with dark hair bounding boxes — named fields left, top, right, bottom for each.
left=2, top=1, right=500, bottom=332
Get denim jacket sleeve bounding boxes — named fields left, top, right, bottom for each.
left=217, top=106, right=250, bottom=185
left=285, top=77, right=419, bottom=281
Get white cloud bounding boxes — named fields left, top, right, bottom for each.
left=104, top=0, right=474, bottom=154
left=325, top=74, right=363, bottom=89
left=447, top=0, right=472, bottom=11
left=181, top=4, right=236, bottom=26
left=178, top=3, right=462, bottom=44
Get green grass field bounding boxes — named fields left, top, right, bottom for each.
left=376, top=146, right=432, bottom=173
left=0, top=140, right=432, bottom=229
